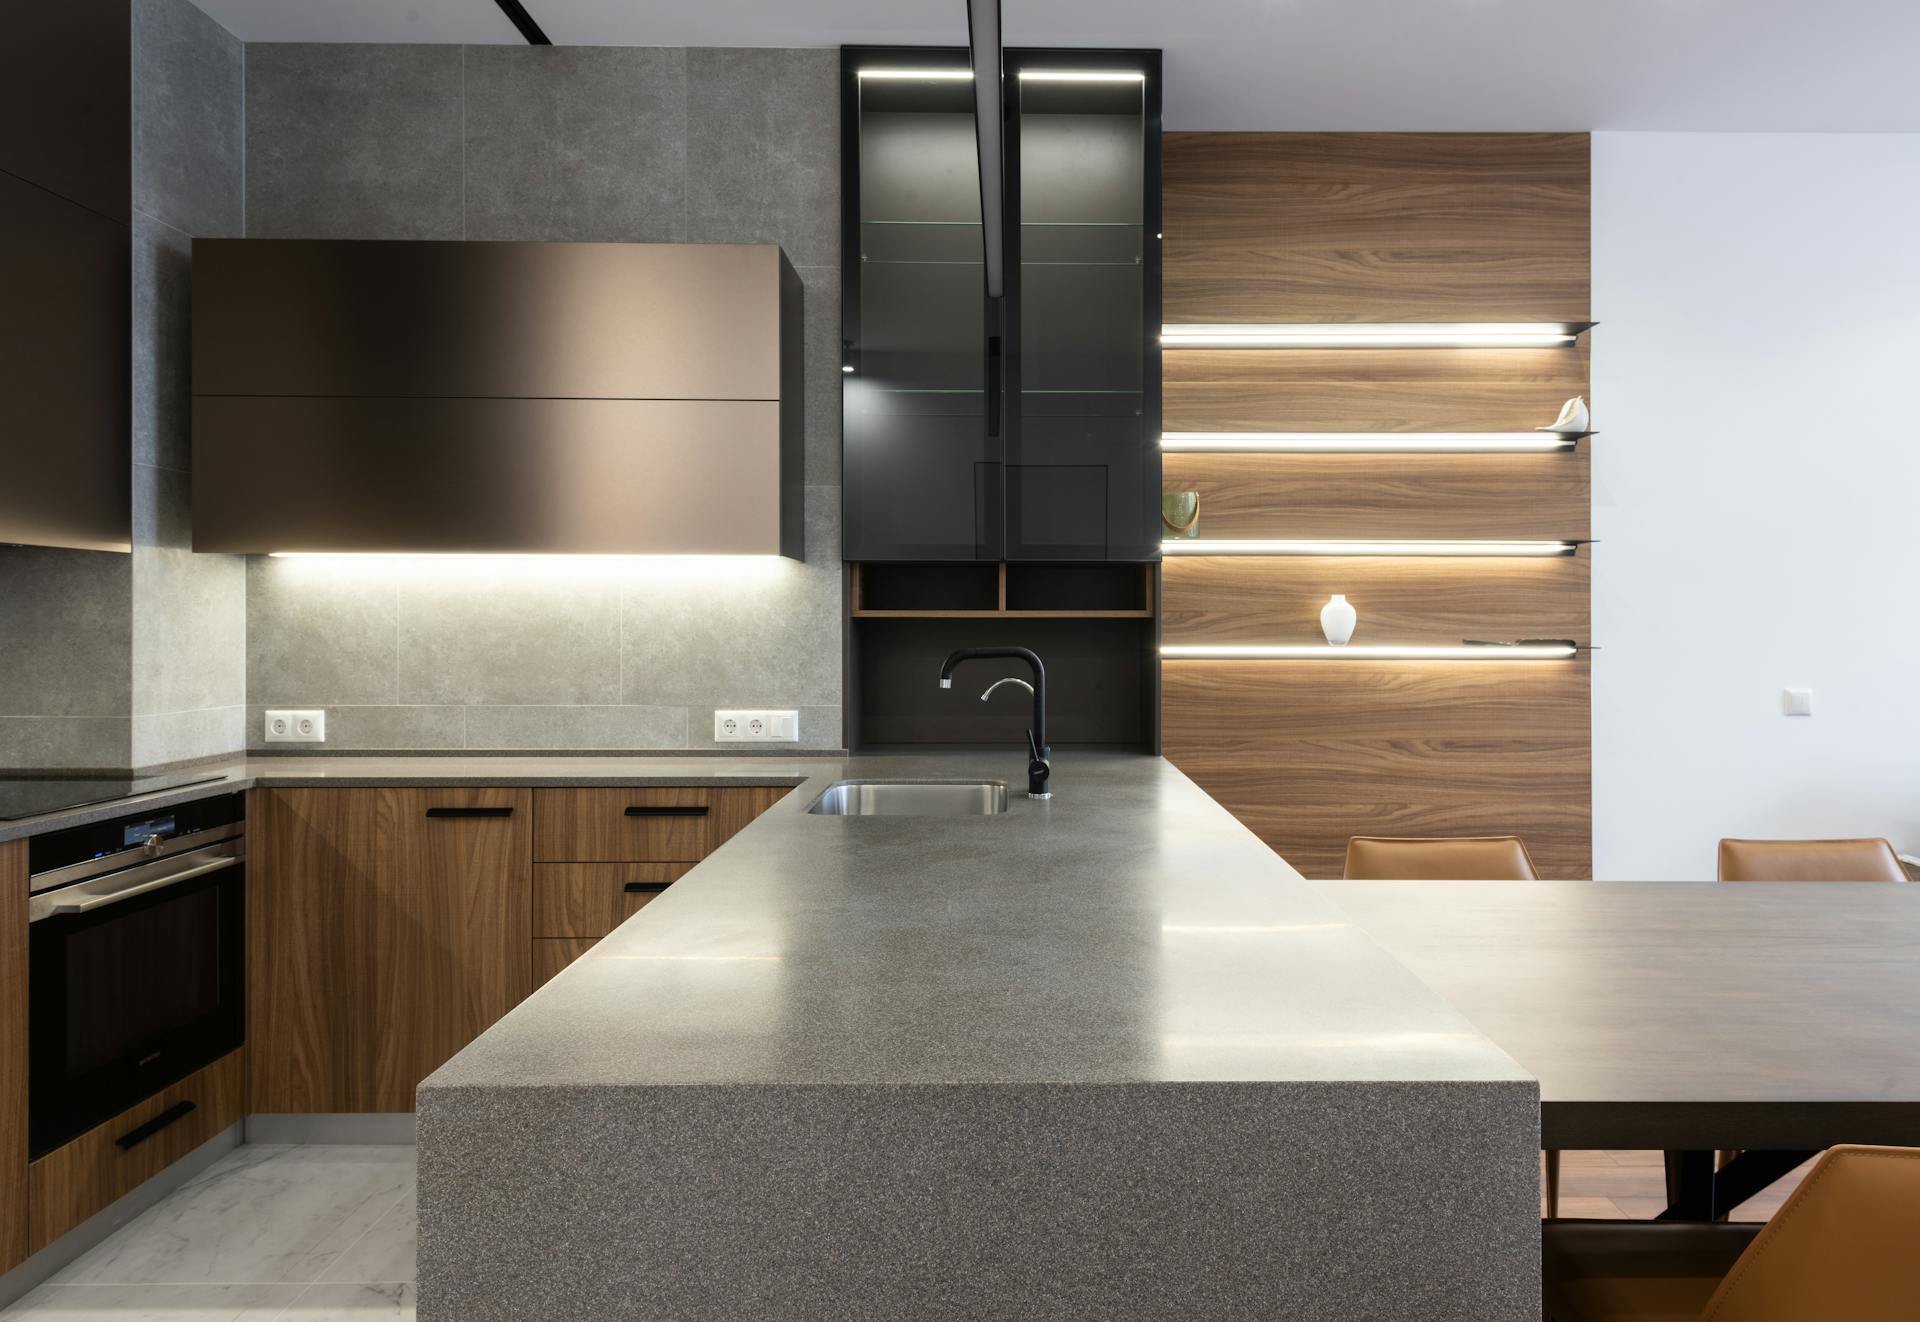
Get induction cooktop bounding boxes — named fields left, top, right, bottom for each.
left=0, top=772, right=229, bottom=822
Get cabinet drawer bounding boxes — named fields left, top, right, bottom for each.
left=534, top=863, right=691, bottom=939
left=28, top=1048, right=244, bottom=1252
left=532, top=787, right=788, bottom=862
left=533, top=938, right=597, bottom=988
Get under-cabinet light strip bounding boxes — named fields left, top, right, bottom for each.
left=1162, top=644, right=1579, bottom=661
left=1160, top=539, right=1578, bottom=557
left=1160, top=323, right=1585, bottom=349
left=856, top=68, right=976, bottom=80
left=1017, top=70, right=1147, bottom=82
left=1161, top=432, right=1579, bottom=453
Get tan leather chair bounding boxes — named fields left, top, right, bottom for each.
left=1543, top=1145, right=1920, bottom=1322
left=1342, top=835, right=1540, bottom=881
left=1717, top=837, right=1907, bottom=882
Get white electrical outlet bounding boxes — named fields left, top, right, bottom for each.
left=1782, top=688, right=1814, bottom=717
left=713, top=709, right=800, bottom=743
left=265, top=709, right=327, bottom=743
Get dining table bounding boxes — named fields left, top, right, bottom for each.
left=1324, top=878, right=1920, bottom=1220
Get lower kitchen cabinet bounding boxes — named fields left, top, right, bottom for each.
left=533, top=938, right=600, bottom=988
left=1, top=840, right=26, bottom=1273
left=28, top=1049, right=245, bottom=1253
left=249, top=788, right=532, bottom=1114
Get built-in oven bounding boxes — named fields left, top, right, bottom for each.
left=26, top=793, right=245, bottom=1158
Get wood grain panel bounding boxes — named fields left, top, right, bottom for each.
left=1165, top=452, right=1589, bottom=540
left=534, top=862, right=692, bottom=939
left=28, top=1049, right=245, bottom=1253
left=362, top=788, right=531, bottom=1111
left=533, top=786, right=788, bottom=863
left=1164, top=660, right=1591, bottom=878
left=1163, top=345, right=1590, bottom=433
left=1160, top=131, right=1591, bottom=878
left=1164, top=132, right=1589, bottom=323
left=249, top=789, right=370, bottom=1114
left=533, top=938, right=598, bottom=988
left=1162, top=551, right=1589, bottom=646
left=0, top=841, right=24, bottom=1272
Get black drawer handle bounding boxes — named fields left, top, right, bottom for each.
left=116, top=1100, right=196, bottom=1151
left=623, top=881, right=675, bottom=894
left=623, top=806, right=708, bottom=818
left=426, top=806, right=514, bottom=819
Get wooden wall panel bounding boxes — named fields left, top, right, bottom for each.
left=1164, top=345, right=1590, bottom=432
left=1163, top=132, right=1589, bottom=324
left=1164, top=661, right=1592, bottom=879
left=1163, top=551, right=1589, bottom=646
left=0, top=840, right=25, bottom=1272
left=1160, top=132, right=1592, bottom=878
left=1165, top=452, right=1590, bottom=540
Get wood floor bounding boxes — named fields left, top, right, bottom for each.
left=1546, top=1150, right=1816, bottom=1221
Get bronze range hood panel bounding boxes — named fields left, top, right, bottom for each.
left=191, top=240, right=803, bottom=557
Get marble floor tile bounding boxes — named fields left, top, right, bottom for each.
left=49, top=1147, right=415, bottom=1287
left=1, top=1282, right=303, bottom=1319
left=316, top=1185, right=416, bottom=1285
left=278, top=1283, right=415, bottom=1320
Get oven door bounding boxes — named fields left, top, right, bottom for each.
left=28, top=841, right=246, bottom=1157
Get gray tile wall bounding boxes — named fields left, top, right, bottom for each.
left=129, top=0, right=247, bottom=766
left=243, top=45, right=844, bottom=751
left=0, top=0, right=244, bottom=771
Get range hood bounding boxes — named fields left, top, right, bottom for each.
left=190, top=240, right=802, bottom=557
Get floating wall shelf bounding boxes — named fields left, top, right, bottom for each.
left=1160, top=431, right=1592, bottom=453
left=1161, top=643, right=1581, bottom=661
left=1160, top=539, right=1580, bottom=558
left=1159, top=322, right=1595, bottom=349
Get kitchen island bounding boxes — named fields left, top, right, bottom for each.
left=415, top=751, right=1539, bottom=1320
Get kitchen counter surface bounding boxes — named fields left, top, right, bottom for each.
left=414, top=749, right=1540, bottom=1320
left=0, top=753, right=827, bottom=844
left=421, top=749, right=1528, bottom=1089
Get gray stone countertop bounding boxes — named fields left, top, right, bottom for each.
left=0, top=753, right=829, bottom=843
left=421, top=749, right=1531, bottom=1090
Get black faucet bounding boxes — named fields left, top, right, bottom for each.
left=939, top=646, right=1051, bottom=799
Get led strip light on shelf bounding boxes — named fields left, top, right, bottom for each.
left=1160, top=539, right=1579, bottom=557
left=858, top=69, right=1145, bottom=83
left=1161, top=431, right=1586, bottom=453
left=1159, top=323, right=1591, bottom=349
left=1161, top=643, right=1579, bottom=661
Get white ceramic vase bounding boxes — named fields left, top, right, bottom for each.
left=1320, top=594, right=1357, bottom=646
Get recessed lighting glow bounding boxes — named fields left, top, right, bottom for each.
left=857, top=68, right=974, bottom=81
left=1017, top=70, right=1147, bottom=83
left=1161, top=432, right=1579, bottom=453
left=841, top=364, right=855, bottom=374
left=1160, top=539, right=1577, bottom=557
left=1161, top=644, right=1579, bottom=660
left=1160, top=323, right=1586, bottom=349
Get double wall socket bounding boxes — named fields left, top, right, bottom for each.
left=713, top=709, right=799, bottom=743
left=264, top=709, right=326, bottom=743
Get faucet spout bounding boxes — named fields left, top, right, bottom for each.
left=937, top=646, right=1051, bottom=798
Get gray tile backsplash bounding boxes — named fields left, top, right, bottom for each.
left=132, top=0, right=244, bottom=238
left=242, top=44, right=846, bottom=753
left=245, top=44, right=465, bottom=240
left=464, top=46, right=689, bottom=242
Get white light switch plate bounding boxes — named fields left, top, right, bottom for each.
left=713, top=709, right=800, bottom=743
left=265, top=709, right=326, bottom=742
left=1782, top=688, right=1814, bottom=717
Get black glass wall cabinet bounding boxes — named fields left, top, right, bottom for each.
left=841, top=47, right=1162, bottom=562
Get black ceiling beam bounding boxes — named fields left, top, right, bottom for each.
left=492, top=0, right=552, bottom=45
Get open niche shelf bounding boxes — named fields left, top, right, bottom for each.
left=851, top=562, right=1155, bottom=619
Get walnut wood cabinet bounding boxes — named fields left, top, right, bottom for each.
left=249, top=783, right=790, bottom=1110
left=249, top=788, right=532, bottom=1114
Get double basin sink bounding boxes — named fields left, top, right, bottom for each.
left=808, top=780, right=1008, bottom=817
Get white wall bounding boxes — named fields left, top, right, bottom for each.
left=1592, top=132, right=1920, bottom=878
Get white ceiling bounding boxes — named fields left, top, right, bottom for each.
left=192, top=0, right=1920, bottom=132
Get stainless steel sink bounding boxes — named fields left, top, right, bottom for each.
left=807, top=780, right=1009, bottom=817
